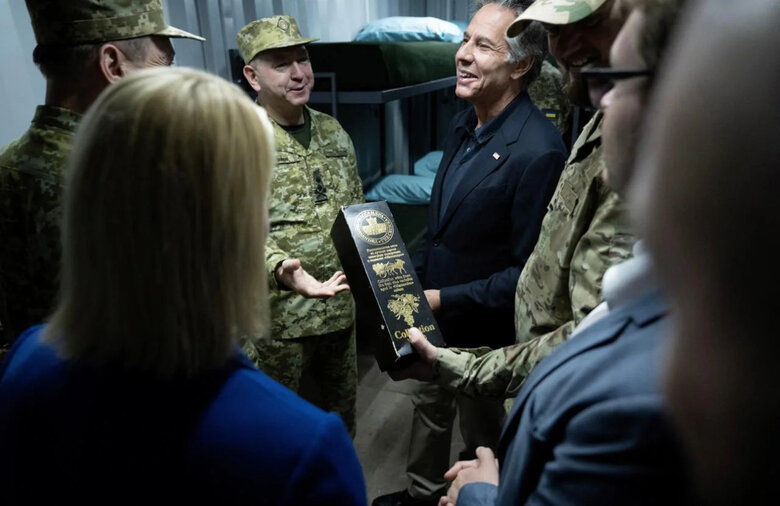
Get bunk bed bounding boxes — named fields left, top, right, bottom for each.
left=306, top=40, right=461, bottom=253
left=227, top=38, right=457, bottom=252
left=307, top=41, right=457, bottom=94
left=307, top=41, right=458, bottom=175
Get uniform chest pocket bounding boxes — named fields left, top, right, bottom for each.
left=322, top=148, right=349, bottom=158
left=276, top=151, right=303, bottom=166
left=542, top=176, right=580, bottom=271
left=270, top=152, right=312, bottom=219
left=547, top=179, right=579, bottom=217
left=274, top=152, right=305, bottom=183
left=312, top=147, right=353, bottom=197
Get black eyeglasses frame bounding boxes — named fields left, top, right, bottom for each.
left=579, top=67, right=654, bottom=81
left=579, top=67, right=655, bottom=110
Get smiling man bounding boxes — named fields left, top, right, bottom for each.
left=435, top=0, right=690, bottom=503
left=393, top=0, right=637, bottom=412
left=373, top=2, right=567, bottom=505
left=237, top=15, right=364, bottom=436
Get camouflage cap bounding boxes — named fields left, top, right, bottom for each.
left=237, top=15, right=318, bottom=64
left=507, top=0, right=609, bottom=37
left=25, top=0, right=205, bottom=46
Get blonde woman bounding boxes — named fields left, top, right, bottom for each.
left=0, top=67, right=366, bottom=505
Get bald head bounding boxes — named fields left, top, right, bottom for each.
left=633, top=0, right=780, bottom=503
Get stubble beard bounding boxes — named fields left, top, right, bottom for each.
left=562, top=68, right=590, bottom=108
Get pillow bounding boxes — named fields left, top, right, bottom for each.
left=413, top=151, right=444, bottom=178
left=354, top=17, right=463, bottom=43
left=365, top=174, right=435, bottom=205
left=452, top=20, right=469, bottom=33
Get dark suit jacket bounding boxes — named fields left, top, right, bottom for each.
left=414, top=92, right=566, bottom=349
left=457, top=291, right=689, bottom=506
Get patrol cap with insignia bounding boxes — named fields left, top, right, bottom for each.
left=506, top=0, right=609, bottom=37
left=25, top=0, right=205, bottom=46
left=237, top=15, right=318, bottom=64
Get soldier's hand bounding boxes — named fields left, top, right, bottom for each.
left=440, top=447, right=499, bottom=506
left=276, top=258, right=350, bottom=298
left=389, top=327, right=438, bottom=381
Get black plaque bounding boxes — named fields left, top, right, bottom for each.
left=330, top=201, right=445, bottom=371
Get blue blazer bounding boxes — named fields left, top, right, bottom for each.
left=414, top=92, right=566, bottom=349
left=0, top=326, right=367, bottom=505
left=458, top=291, right=689, bottom=505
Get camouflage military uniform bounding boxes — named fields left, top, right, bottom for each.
left=0, top=1, right=203, bottom=364
left=432, top=112, right=636, bottom=399
left=528, top=60, right=570, bottom=135
left=236, top=15, right=317, bottom=63
left=243, top=106, right=364, bottom=435
left=507, top=0, right=610, bottom=37
left=25, top=0, right=204, bottom=46
left=0, top=105, right=80, bottom=360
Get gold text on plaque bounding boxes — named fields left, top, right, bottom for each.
left=394, top=324, right=436, bottom=340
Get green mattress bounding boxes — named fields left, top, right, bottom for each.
left=307, top=41, right=458, bottom=91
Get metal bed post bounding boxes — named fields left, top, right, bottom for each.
left=313, top=72, right=338, bottom=120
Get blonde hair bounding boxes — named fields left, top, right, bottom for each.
left=45, top=66, right=275, bottom=378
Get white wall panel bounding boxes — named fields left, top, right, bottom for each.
left=162, top=0, right=209, bottom=71
left=0, top=1, right=45, bottom=147
left=0, top=0, right=470, bottom=146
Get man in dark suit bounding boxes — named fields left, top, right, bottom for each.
left=372, top=2, right=566, bottom=505
left=447, top=288, right=687, bottom=505
left=436, top=0, right=690, bottom=504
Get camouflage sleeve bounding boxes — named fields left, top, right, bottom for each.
left=434, top=190, right=635, bottom=399
left=264, top=168, right=291, bottom=291
left=527, top=60, right=570, bottom=136
left=345, top=137, right=364, bottom=205
left=568, top=189, right=635, bottom=325
left=265, top=233, right=288, bottom=291
left=433, top=329, right=573, bottom=399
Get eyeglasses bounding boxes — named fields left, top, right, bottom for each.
left=580, top=67, right=654, bottom=110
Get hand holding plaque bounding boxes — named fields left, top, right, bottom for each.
left=330, top=201, right=446, bottom=371
left=387, top=327, right=438, bottom=381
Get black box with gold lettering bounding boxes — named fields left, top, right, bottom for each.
left=330, top=201, right=445, bottom=371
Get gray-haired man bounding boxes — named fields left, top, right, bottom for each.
left=373, top=1, right=567, bottom=505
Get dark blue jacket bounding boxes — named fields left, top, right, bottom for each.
left=458, top=291, right=689, bottom=505
left=414, top=92, right=566, bottom=348
left=0, top=326, right=366, bottom=505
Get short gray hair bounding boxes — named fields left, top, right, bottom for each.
left=474, top=0, right=548, bottom=87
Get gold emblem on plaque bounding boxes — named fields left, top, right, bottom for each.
left=355, top=210, right=394, bottom=245
left=387, top=293, right=420, bottom=326
left=371, top=259, right=406, bottom=278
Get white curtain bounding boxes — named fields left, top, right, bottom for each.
left=162, top=0, right=474, bottom=78
left=0, top=0, right=474, bottom=146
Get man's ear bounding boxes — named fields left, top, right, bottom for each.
left=243, top=64, right=262, bottom=93
left=511, top=57, right=534, bottom=81
left=98, top=43, right=127, bottom=84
